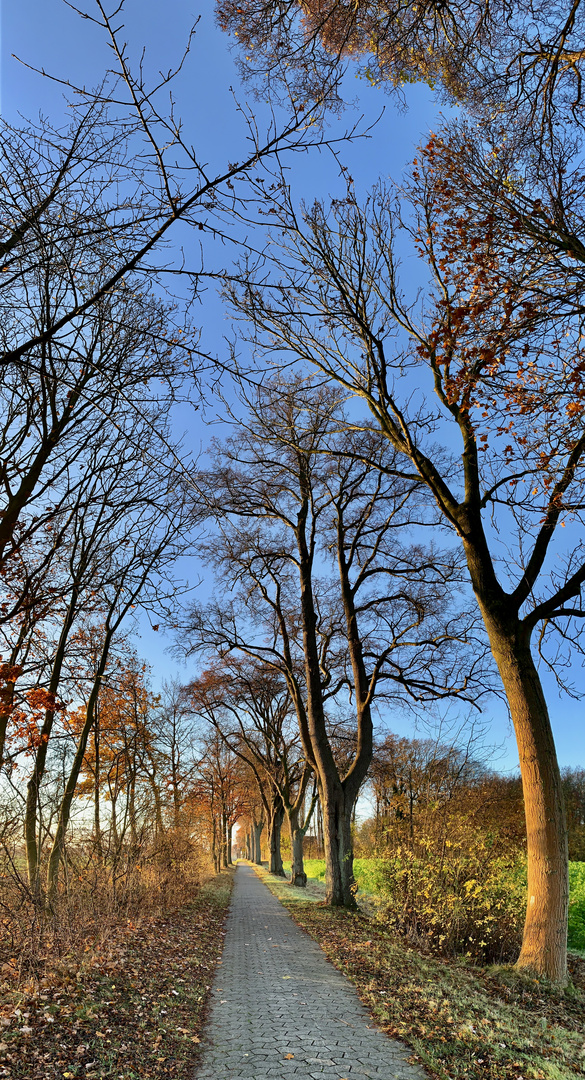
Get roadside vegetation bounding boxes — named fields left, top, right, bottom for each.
left=287, top=858, right=585, bottom=955
left=0, top=867, right=233, bottom=1080
left=255, top=864, right=585, bottom=1080
left=3, top=0, right=585, bottom=1049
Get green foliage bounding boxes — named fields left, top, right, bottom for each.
left=568, top=863, right=585, bottom=951
left=301, top=853, right=524, bottom=961
left=374, top=844, right=526, bottom=963
left=303, top=856, right=585, bottom=959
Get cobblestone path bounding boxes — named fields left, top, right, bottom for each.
left=194, top=863, right=426, bottom=1080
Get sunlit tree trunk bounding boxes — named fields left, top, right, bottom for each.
left=221, top=810, right=229, bottom=868
left=286, top=774, right=317, bottom=887
left=227, top=821, right=233, bottom=865
left=93, top=720, right=103, bottom=863
left=484, top=617, right=568, bottom=983
left=47, top=625, right=115, bottom=904
left=293, top=464, right=374, bottom=906
left=25, top=590, right=79, bottom=896
left=211, top=814, right=220, bottom=874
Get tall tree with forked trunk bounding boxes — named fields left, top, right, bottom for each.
left=182, top=377, right=484, bottom=906
left=224, top=162, right=585, bottom=979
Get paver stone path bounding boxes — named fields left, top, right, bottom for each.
left=194, top=863, right=427, bottom=1079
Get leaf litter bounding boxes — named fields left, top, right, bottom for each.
left=257, top=868, right=585, bottom=1080
left=0, top=872, right=233, bottom=1080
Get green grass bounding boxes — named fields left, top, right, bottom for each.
left=255, top=865, right=585, bottom=1080
left=293, top=857, right=585, bottom=952
left=257, top=864, right=585, bottom=1080
left=286, top=857, right=387, bottom=893
left=294, top=856, right=400, bottom=895
left=253, top=863, right=326, bottom=903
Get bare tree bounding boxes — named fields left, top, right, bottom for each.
left=0, top=0, right=351, bottom=634
left=150, top=681, right=200, bottom=831
left=186, top=657, right=317, bottom=883
left=182, top=376, right=483, bottom=905
left=195, top=726, right=245, bottom=869
left=223, top=170, right=585, bottom=979
left=43, top=460, right=194, bottom=903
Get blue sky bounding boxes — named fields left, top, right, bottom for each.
left=2, top=1, right=584, bottom=773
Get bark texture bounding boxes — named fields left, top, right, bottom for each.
left=253, top=818, right=265, bottom=864
left=268, top=794, right=285, bottom=876
left=320, top=782, right=356, bottom=907
left=487, top=623, right=568, bottom=982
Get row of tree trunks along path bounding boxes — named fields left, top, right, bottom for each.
left=194, top=863, right=425, bottom=1079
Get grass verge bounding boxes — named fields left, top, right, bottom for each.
left=255, top=865, right=585, bottom=1080
left=253, top=862, right=326, bottom=903
left=0, top=870, right=234, bottom=1080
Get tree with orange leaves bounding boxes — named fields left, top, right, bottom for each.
left=183, top=376, right=482, bottom=908
left=71, top=647, right=161, bottom=864
left=194, top=725, right=246, bottom=870
left=218, top=0, right=585, bottom=140
left=186, top=657, right=317, bottom=884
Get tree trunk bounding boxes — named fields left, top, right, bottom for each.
left=321, top=780, right=356, bottom=907
left=47, top=700, right=98, bottom=903
left=253, top=818, right=264, bottom=864
left=289, top=815, right=307, bottom=887
left=316, top=801, right=323, bottom=857
left=212, top=814, right=220, bottom=874
left=128, top=771, right=138, bottom=856
left=171, top=753, right=181, bottom=828
left=221, top=811, right=228, bottom=868
left=47, top=625, right=115, bottom=904
left=0, top=676, right=17, bottom=771
left=149, top=774, right=164, bottom=837
left=488, top=624, right=568, bottom=983
left=227, top=821, right=233, bottom=866
left=25, top=589, right=80, bottom=895
left=287, top=783, right=317, bottom=887
left=268, top=793, right=285, bottom=876
left=93, top=722, right=103, bottom=863
left=294, top=492, right=372, bottom=907
left=25, top=736, right=52, bottom=899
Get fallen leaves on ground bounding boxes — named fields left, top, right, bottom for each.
left=259, top=872, right=585, bottom=1080
left=0, top=872, right=233, bottom=1080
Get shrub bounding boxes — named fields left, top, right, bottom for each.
left=374, top=842, right=526, bottom=963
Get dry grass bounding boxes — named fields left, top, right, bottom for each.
left=0, top=860, right=234, bottom=1080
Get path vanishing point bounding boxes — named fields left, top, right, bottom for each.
left=194, top=863, right=427, bottom=1079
